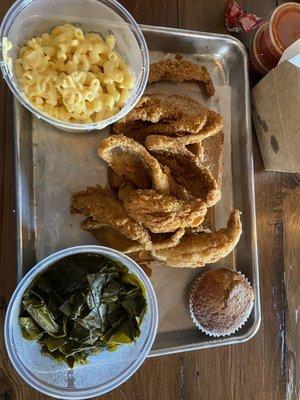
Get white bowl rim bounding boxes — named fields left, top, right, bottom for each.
left=4, top=245, right=158, bottom=399
left=0, top=0, right=149, bottom=131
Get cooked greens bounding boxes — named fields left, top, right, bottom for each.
left=19, top=254, right=147, bottom=368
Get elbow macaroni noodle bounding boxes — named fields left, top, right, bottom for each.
left=15, top=24, right=135, bottom=123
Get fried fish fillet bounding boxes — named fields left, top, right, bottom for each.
left=112, top=95, right=223, bottom=146
left=118, top=183, right=208, bottom=233
left=107, top=166, right=126, bottom=192
left=82, top=217, right=185, bottom=252
left=70, top=186, right=151, bottom=246
left=151, top=210, right=242, bottom=268
left=86, top=223, right=144, bottom=253
left=145, top=135, right=221, bottom=206
left=175, top=109, right=223, bottom=145
left=98, top=135, right=172, bottom=193
left=186, top=142, right=204, bottom=161
left=201, top=130, right=224, bottom=187
left=148, top=56, right=215, bottom=96
left=113, top=94, right=208, bottom=136
left=129, top=229, right=187, bottom=265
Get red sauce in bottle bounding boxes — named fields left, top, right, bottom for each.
left=271, top=3, right=300, bottom=51
left=250, top=2, right=300, bottom=75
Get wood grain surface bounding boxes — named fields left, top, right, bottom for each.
left=0, top=0, right=299, bottom=399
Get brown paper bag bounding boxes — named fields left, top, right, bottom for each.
left=251, top=60, right=300, bottom=173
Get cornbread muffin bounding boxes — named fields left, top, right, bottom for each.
left=189, top=268, right=254, bottom=337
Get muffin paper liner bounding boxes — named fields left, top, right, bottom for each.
left=188, top=269, right=254, bottom=338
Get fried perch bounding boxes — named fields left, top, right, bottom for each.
left=151, top=210, right=242, bottom=268
left=175, top=109, right=223, bottom=145
left=186, top=142, right=204, bottom=161
left=150, top=229, right=185, bottom=249
left=130, top=229, right=187, bottom=265
left=113, top=94, right=208, bottom=136
left=130, top=250, right=154, bottom=265
left=107, top=167, right=126, bottom=192
left=118, top=183, right=208, bottom=233
left=98, top=135, right=172, bottom=193
left=70, top=186, right=151, bottom=246
left=202, top=130, right=224, bottom=187
left=145, top=135, right=221, bottom=206
left=148, top=57, right=215, bottom=96
left=84, top=222, right=145, bottom=253
left=112, top=97, right=223, bottom=146
left=82, top=217, right=185, bottom=252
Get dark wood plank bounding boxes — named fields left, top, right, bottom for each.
left=0, top=2, right=22, bottom=398
left=100, top=355, right=182, bottom=400
left=178, top=0, right=227, bottom=32
left=120, top=0, right=178, bottom=27
left=282, top=174, right=300, bottom=400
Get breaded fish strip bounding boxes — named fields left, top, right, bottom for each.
left=145, top=135, right=221, bottom=206
left=186, top=142, right=204, bottom=161
left=70, top=186, right=151, bottom=246
left=83, top=222, right=145, bottom=253
left=98, top=135, right=172, bottom=193
left=113, top=94, right=208, bottom=136
left=148, top=56, right=215, bottom=96
left=112, top=96, right=223, bottom=145
left=175, top=109, right=223, bottom=144
left=151, top=210, right=242, bottom=268
left=118, top=183, right=208, bottom=233
left=82, top=217, right=185, bottom=252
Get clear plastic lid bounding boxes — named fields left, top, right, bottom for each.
left=4, top=246, right=158, bottom=399
left=0, top=0, right=149, bottom=132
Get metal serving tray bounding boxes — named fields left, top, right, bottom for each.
left=13, top=25, right=260, bottom=356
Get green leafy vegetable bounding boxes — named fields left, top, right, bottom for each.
left=19, top=253, right=147, bottom=368
left=19, top=317, right=43, bottom=341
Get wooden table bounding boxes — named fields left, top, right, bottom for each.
left=0, top=1, right=299, bottom=399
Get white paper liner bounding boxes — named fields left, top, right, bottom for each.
left=188, top=269, right=254, bottom=338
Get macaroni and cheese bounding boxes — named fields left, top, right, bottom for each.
left=15, top=24, right=135, bottom=123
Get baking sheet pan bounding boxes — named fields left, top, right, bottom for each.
left=13, top=25, right=260, bottom=356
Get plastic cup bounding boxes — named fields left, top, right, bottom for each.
left=0, top=0, right=149, bottom=132
left=250, top=2, right=300, bottom=75
left=4, top=245, right=158, bottom=399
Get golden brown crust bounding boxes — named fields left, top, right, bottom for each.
left=145, top=135, right=221, bottom=206
left=70, top=186, right=151, bottom=246
left=186, top=142, right=204, bottom=161
left=175, top=109, right=223, bottom=145
left=113, top=94, right=208, bottom=135
left=112, top=95, right=223, bottom=146
left=87, top=224, right=145, bottom=253
left=189, top=268, right=254, bottom=335
left=148, top=57, right=215, bottom=97
left=151, top=210, right=242, bottom=268
left=118, top=183, right=207, bottom=233
left=107, top=167, right=126, bottom=192
left=98, top=135, right=172, bottom=193
left=201, top=130, right=224, bottom=187
left=82, top=217, right=185, bottom=253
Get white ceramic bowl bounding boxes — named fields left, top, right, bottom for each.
left=4, top=245, right=158, bottom=399
left=0, top=0, right=149, bottom=132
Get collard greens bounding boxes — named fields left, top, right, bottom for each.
left=19, top=254, right=147, bottom=368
